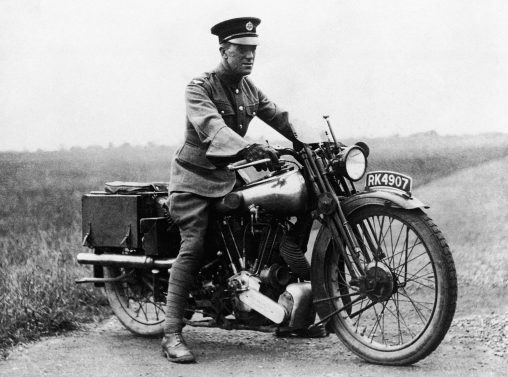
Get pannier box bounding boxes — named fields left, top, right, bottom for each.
left=82, top=193, right=166, bottom=250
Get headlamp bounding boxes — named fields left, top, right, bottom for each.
left=333, top=146, right=367, bottom=181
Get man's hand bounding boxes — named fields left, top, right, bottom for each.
left=240, top=143, right=279, bottom=171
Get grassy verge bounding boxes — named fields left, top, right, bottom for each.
left=0, top=144, right=173, bottom=357
left=0, top=231, right=108, bottom=357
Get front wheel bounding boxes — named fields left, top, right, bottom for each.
left=312, top=206, right=457, bottom=365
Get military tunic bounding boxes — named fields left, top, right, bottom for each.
left=168, top=65, right=298, bottom=197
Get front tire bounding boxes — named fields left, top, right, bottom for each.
left=312, top=206, right=457, bottom=365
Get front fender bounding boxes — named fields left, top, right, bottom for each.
left=341, top=189, right=428, bottom=217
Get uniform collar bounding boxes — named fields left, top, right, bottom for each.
left=214, top=62, right=245, bottom=87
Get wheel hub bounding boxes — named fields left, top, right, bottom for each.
left=364, top=262, right=396, bottom=302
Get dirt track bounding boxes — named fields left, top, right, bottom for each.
left=0, top=314, right=506, bottom=377
left=1, top=157, right=507, bottom=377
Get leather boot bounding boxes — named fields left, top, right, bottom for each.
left=161, top=333, right=196, bottom=363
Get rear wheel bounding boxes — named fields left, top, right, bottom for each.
left=104, top=266, right=167, bottom=337
left=313, top=206, right=457, bottom=365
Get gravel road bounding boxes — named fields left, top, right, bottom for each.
left=0, top=314, right=506, bottom=377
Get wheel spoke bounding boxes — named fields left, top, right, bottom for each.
left=394, top=297, right=434, bottom=312
left=368, top=301, right=389, bottom=344
left=313, top=290, right=362, bottom=304
left=402, top=237, right=423, bottom=266
left=402, top=260, right=433, bottom=280
left=391, top=244, right=424, bottom=275
left=352, top=297, right=367, bottom=331
left=383, top=297, right=417, bottom=338
left=315, top=295, right=365, bottom=326
left=403, top=279, right=435, bottom=292
left=398, top=288, right=429, bottom=325
left=403, top=271, right=435, bottom=288
left=394, top=291, right=404, bottom=344
left=392, top=222, right=405, bottom=261
left=105, top=267, right=167, bottom=330
left=375, top=216, right=392, bottom=253
left=379, top=218, right=393, bottom=261
left=393, top=224, right=409, bottom=270
left=349, top=299, right=378, bottom=319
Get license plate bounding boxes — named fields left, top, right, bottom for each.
left=365, top=171, right=413, bottom=194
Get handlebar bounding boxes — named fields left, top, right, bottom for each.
left=227, top=158, right=272, bottom=171
left=226, top=147, right=302, bottom=171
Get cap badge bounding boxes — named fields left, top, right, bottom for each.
left=245, top=21, right=253, bottom=31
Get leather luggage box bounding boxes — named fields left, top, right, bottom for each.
left=82, top=193, right=161, bottom=250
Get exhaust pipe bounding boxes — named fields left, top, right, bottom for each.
left=230, top=271, right=289, bottom=325
left=77, top=253, right=175, bottom=270
left=237, top=289, right=288, bottom=324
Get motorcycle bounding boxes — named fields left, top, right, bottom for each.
left=76, top=118, right=457, bottom=365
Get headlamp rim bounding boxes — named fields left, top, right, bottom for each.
left=337, top=145, right=368, bottom=181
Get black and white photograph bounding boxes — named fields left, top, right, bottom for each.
left=0, top=1, right=507, bottom=376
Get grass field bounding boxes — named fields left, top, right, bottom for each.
left=1, top=133, right=507, bottom=357
left=417, top=156, right=508, bottom=316
left=0, top=144, right=174, bottom=357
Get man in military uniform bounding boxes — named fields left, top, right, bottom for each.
left=162, top=17, right=300, bottom=363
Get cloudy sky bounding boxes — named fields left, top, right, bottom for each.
left=1, top=0, right=507, bottom=151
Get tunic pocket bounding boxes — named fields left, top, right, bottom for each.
left=244, top=104, right=259, bottom=131
left=215, top=102, right=236, bottom=129
left=216, top=102, right=235, bottom=117
left=245, top=104, right=258, bottom=118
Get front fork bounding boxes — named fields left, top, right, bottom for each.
left=299, top=146, right=366, bottom=279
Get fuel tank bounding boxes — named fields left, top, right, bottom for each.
left=224, top=169, right=309, bottom=215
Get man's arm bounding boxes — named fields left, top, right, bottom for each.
left=255, top=87, right=299, bottom=142
left=185, top=81, right=249, bottom=158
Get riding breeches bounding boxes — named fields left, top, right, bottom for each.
left=164, top=192, right=211, bottom=334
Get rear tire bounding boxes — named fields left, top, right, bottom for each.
left=104, top=266, right=166, bottom=337
left=313, top=206, right=457, bottom=365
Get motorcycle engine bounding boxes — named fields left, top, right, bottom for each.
left=191, top=212, right=312, bottom=325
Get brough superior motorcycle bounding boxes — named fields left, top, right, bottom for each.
left=76, top=118, right=457, bottom=365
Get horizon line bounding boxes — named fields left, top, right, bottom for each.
left=0, top=130, right=507, bottom=154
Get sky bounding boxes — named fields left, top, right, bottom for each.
left=1, top=0, right=507, bottom=151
